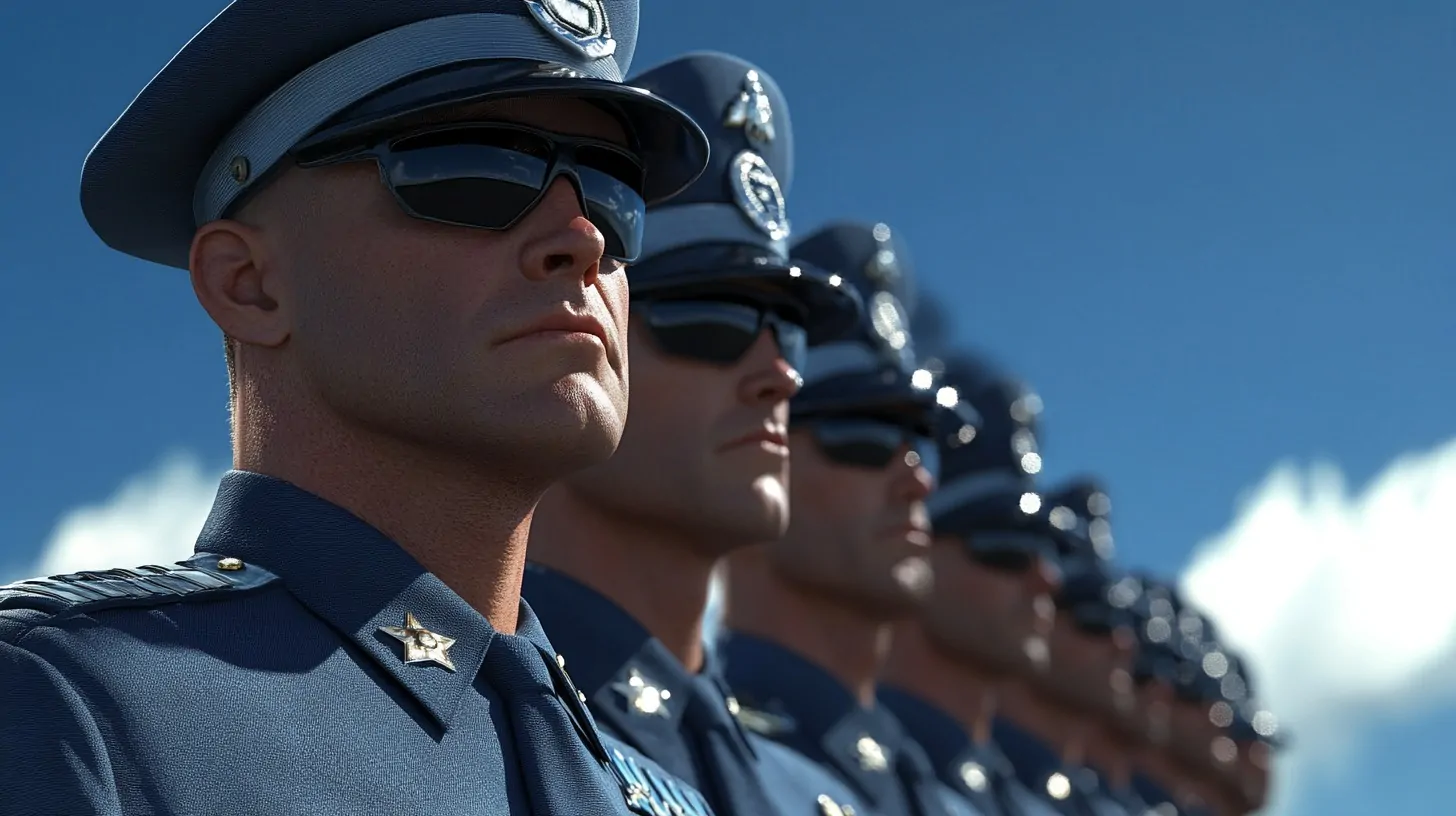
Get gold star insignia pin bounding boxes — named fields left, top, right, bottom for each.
left=612, top=668, right=671, bottom=717
left=379, top=612, right=457, bottom=672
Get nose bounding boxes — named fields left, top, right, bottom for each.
left=518, top=178, right=605, bottom=286
left=1031, top=555, right=1064, bottom=594
left=894, top=449, right=936, bottom=501
left=736, top=330, right=801, bottom=406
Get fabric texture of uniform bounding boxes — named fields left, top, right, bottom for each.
left=0, top=471, right=713, bottom=816
left=880, top=687, right=1065, bottom=816
left=721, top=631, right=975, bottom=816
left=524, top=565, right=859, bottom=816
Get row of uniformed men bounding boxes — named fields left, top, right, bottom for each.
left=0, top=1, right=1282, bottom=815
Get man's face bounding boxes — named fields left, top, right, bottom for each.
left=922, top=539, right=1059, bottom=674
left=1169, top=698, right=1231, bottom=771
left=227, top=97, right=632, bottom=480
left=1235, top=740, right=1271, bottom=809
left=1041, top=611, right=1136, bottom=717
left=765, top=424, right=936, bottom=618
left=561, top=314, right=800, bottom=553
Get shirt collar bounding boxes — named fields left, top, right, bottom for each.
left=878, top=687, right=1020, bottom=792
left=522, top=564, right=694, bottom=741
left=194, top=470, right=499, bottom=731
left=720, top=631, right=911, bottom=799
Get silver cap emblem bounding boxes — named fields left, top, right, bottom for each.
left=864, top=222, right=902, bottom=287
left=723, top=70, right=776, bottom=151
left=525, top=0, right=617, bottom=60
left=729, top=151, right=790, bottom=241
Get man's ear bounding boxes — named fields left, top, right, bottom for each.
left=189, top=219, right=290, bottom=350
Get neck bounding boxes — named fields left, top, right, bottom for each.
left=528, top=482, right=718, bottom=671
left=1136, top=744, right=1202, bottom=808
left=882, top=623, right=1001, bottom=744
left=998, top=681, right=1094, bottom=767
left=725, top=547, right=889, bottom=707
left=235, top=395, right=543, bottom=635
left=1084, top=725, right=1133, bottom=788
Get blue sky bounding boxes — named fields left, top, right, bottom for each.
left=2, top=2, right=1454, bottom=814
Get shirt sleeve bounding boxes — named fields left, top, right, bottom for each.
left=0, top=634, right=123, bottom=816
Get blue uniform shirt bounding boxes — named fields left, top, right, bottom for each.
left=992, top=719, right=1134, bottom=816
left=0, top=471, right=712, bottom=816
left=523, top=565, right=863, bottom=816
left=721, top=631, right=978, bottom=816
left=879, top=688, right=1065, bottom=816
left=1129, top=774, right=1182, bottom=815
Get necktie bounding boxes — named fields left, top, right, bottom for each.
left=894, top=741, right=956, bottom=816
left=681, top=674, right=779, bottom=816
left=479, top=632, right=621, bottom=815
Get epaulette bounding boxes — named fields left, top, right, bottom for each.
left=0, top=552, right=279, bottom=620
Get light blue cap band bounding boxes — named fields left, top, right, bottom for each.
left=641, top=202, right=788, bottom=260
left=193, top=12, right=624, bottom=225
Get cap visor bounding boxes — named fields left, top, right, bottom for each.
left=629, top=243, right=863, bottom=345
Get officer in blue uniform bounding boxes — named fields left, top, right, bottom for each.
left=877, top=348, right=1072, bottom=816
left=1125, top=579, right=1286, bottom=816
left=519, top=52, right=869, bottom=816
left=990, top=480, right=1147, bottom=816
left=717, top=222, right=984, bottom=816
left=0, top=2, right=720, bottom=813
left=1040, top=481, right=1162, bottom=816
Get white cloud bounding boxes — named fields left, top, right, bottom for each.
left=1181, top=436, right=1456, bottom=816
left=12, top=453, right=223, bottom=583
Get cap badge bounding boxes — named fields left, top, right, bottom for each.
left=729, top=151, right=790, bottom=241
left=724, top=70, right=776, bottom=151
left=864, top=222, right=903, bottom=287
left=525, top=0, right=616, bottom=60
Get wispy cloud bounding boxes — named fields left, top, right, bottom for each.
left=11, top=453, right=223, bottom=584
left=1181, top=437, right=1456, bottom=815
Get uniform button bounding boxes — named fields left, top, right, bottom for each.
left=217, top=557, right=244, bottom=571
left=557, top=654, right=567, bottom=668
left=578, top=691, right=587, bottom=703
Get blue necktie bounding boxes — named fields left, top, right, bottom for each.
left=682, top=674, right=778, bottom=816
left=480, top=632, right=624, bottom=815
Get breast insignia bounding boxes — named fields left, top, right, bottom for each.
left=0, top=554, right=277, bottom=617
left=728, top=698, right=797, bottom=737
left=607, top=747, right=714, bottom=816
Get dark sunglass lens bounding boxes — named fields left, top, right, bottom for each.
left=575, top=144, right=647, bottom=195
left=972, top=548, right=1035, bottom=571
left=641, top=301, right=761, bottom=365
left=389, top=140, right=550, bottom=229
left=811, top=419, right=905, bottom=468
left=577, top=165, right=645, bottom=261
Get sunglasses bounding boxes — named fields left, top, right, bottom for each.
left=634, top=299, right=808, bottom=373
left=294, top=122, right=647, bottom=262
left=963, top=531, right=1055, bottom=572
left=800, top=417, right=931, bottom=470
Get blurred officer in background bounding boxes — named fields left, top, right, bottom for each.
left=993, top=481, right=1143, bottom=816
left=720, top=222, right=982, bottom=816
left=0, top=1, right=725, bottom=813
left=1127, top=580, right=1286, bottom=816
left=878, top=348, right=1069, bottom=816
left=1039, top=481, right=1161, bottom=816
left=523, top=51, right=868, bottom=816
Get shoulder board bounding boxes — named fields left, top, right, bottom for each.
left=0, top=552, right=278, bottom=619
